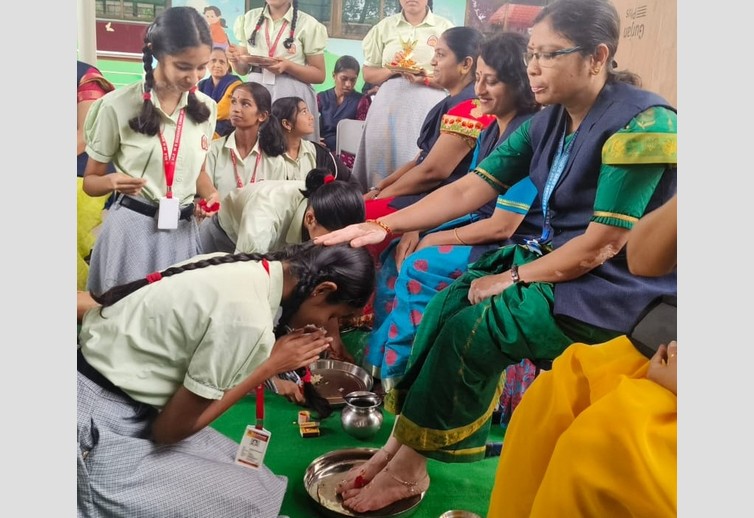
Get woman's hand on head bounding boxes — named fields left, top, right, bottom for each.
left=647, top=341, right=677, bottom=395
left=267, top=327, right=333, bottom=374
left=467, top=272, right=512, bottom=305
left=313, top=222, right=388, bottom=248
left=109, top=172, right=147, bottom=196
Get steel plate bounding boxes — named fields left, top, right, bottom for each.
left=304, top=448, right=424, bottom=518
left=310, top=359, right=373, bottom=408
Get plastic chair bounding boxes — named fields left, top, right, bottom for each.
left=335, top=119, right=366, bottom=158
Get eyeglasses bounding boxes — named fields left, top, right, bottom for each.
left=523, top=46, right=583, bottom=68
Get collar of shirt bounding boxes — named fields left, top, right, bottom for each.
left=263, top=5, right=294, bottom=25
left=285, top=198, right=308, bottom=244
left=225, top=132, right=261, bottom=164
left=283, top=140, right=316, bottom=164
left=148, top=89, right=191, bottom=118
left=395, top=8, right=437, bottom=28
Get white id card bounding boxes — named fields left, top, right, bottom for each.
left=157, top=196, right=180, bottom=229
left=262, top=68, right=276, bottom=85
left=235, top=426, right=271, bottom=469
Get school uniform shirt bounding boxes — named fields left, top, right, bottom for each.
left=233, top=6, right=327, bottom=65
left=280, top=138, right=318, bottom=180
left=362, top=9, right=454, bottom=72
left=205, top=132, right=290, bottom=198
left=217, top=180, right=308, bottom=253
left=79, top=254, right=283, bottom=409
left=84, top=82, right=218, bottom=205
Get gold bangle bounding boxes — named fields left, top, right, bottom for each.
left=366, top=218, right=392, bottom=234
left=454, top=227, right=469, bottom=245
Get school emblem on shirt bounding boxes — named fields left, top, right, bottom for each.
left=287, top=43, right=296, bottom=55
left=201, top=135, right=209, bottom=151
left=427, top=35, right=438, bottom=47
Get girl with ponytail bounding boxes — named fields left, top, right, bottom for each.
left=204, top=81, right=288, bottom=198
left=227, top=0, right=328, bottom=143
left=78, top=241, right=375, bottom=517
left=82, top=6, right=220, bottom=296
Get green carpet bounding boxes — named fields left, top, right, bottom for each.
left=211, top=329, right=505, bottom=518
left=212, top=393, right=504, bottom=518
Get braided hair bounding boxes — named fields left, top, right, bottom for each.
left=92, top=242, right=375, bottom=324
left=248, top=1, right=299, bottom=51
left=128, top=6, right=213, bottom=136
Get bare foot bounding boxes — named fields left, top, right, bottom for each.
left=341, top=463, right=429, bottom=513
left=335, top=448, right=392, bottom=495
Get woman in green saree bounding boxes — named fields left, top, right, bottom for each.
left=314, top=0, right=677, bottom=512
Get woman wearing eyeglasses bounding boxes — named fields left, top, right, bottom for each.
left=313, top=0, right=677, bottom=512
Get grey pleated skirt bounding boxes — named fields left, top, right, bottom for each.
left=86, top=197, right=201, bottom=295
left=350, top=77, right=447, bottom=192
left=197, top=214, right=236, bottom=255
left=77, top=372, right=287, bottom=518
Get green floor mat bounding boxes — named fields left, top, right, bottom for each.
left=212, top=392, right=504, bottom=518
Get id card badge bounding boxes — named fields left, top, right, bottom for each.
left=262, top=68, right=276, bottom=85
left=157, top=196, right=180, bottom=229
left=235, top=426, right=271, bottom=469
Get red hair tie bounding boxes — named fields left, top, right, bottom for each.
left=301, top=367, right=312, bottom=384
left=146, top=272, right=162, bottom=283
left=189, top=86, right=197, bottom=94
left=323, top=175, right=335, bottom=184
left=143, top=91, right=152, bottom=101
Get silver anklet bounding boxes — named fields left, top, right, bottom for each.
left=384, top=465, right=429, bottom=496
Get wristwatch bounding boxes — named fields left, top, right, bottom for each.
left=510, top=264, right=524, bottom=285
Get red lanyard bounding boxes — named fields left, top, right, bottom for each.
left=230, top=149, right=263, bottom=188
left=158, top=109, right=186, bottom=198
left=265, top=19, right=289, bottom=58
left=256, top=257, right=271, bottom=429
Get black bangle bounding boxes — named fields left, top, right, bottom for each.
left=510, top=264, right=523, bottom=285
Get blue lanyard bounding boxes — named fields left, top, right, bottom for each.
left=539, top=128, right=578, bottom=243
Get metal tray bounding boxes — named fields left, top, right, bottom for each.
left=304, top=448, right=424, bottom=518
left=310, top=359, right=373, bottom=408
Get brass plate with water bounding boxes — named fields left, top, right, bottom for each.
left=310, top=359, right=373, bottom=408
left=304, top=448, right=424, bottom=518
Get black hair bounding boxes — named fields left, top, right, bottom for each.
left=534, top=0, right=641, bottom=85
left=92, top=242, right=376, bottom=325
left=204, top=6, right=227, bottom=28
left=234, top=81, right=286, bottom=156
left=479, top=32, right=540, bottom=115
left=248, top=0, right=299, bottom=51
left=333, top=55, right=360, bottom=76
left=300, top=168, right=366, bottom=237
left=441, top=26, right=484, bottom=78
left=129, top=6, right=213, bottom=135
left=271, top=95, right=306, bottom=133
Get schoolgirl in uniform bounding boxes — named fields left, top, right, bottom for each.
left=82, top=6, right=220, bottom=295
left=272, top=96, right=353, bottom=182
left=205, top=81, right=288, bottom=199
left=228, top=0, right=328, bottom=142
left=77, top=241, right=375, bottom=517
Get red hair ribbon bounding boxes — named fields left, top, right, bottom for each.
left=323, top=175, right=335, bottom=184
left=189, top=86, right=197, bottom=94
left=143, top=91, right=152, bottom=101
left=301, top=367, right=312, bottom=384
left=146, top=272, right=162, bottom=283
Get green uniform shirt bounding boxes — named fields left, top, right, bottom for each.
left=80, top=255, right=283, bottom=408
